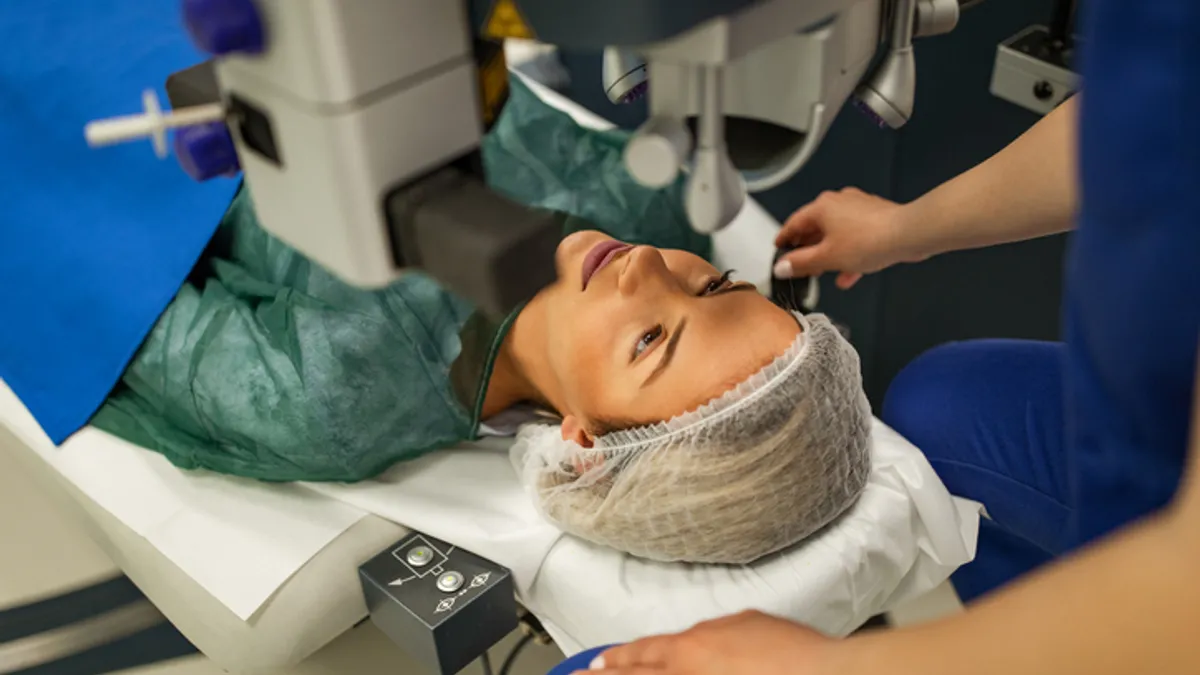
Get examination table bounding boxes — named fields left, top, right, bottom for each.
left=0, top=73, right=981, bottom=674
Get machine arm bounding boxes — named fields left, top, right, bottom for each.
left=86, top=0, right=968, bottom=320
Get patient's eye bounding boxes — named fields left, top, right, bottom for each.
left=633, top=325, right=663, bottom=360
left=700, top=270, right=736, bottom=296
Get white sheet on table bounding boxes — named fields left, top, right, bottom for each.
left=0, top=381, right=367, bottom=621
left=302, top=437, right=561, bottom=596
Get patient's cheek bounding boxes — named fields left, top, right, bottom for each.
left=560, top=331, right=610, bottom=391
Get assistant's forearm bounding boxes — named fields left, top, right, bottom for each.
left=833, top=509, right=1200, bottom=675
left=897, top=96, right=1078, bottom=261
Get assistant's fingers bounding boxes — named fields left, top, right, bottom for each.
left=774, top=244, right=832, bottom=280
left=592, top=637, right=677, bottom=671
left=776, top=202, right=823, bottom=248
left=585, top=662, right=672, bottom=667
left=835, top=272, right=863, bottom=289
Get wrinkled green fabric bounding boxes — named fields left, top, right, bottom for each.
left=91, top=75, right=709, bottom=483
left=483, top=77, right=710, bottom=258
left=92, top=187, right=498, bottom=482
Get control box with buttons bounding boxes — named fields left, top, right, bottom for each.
left=989, top=24, right=1079, bottom=116
left=359, top=533, right=517, bottom=675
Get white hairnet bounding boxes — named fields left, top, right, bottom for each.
left=510, top=312, right=872, bottom=564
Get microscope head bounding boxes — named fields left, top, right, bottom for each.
left=609, top=0, right=960, bottom=231
left=602, top=48, right=648, bottom=104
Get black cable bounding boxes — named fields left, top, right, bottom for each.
left=1048, top=0, right=1077, bottom=44
left=498, top=633, right=536, bottom=675
left=481, top=651, right=495, bottom=675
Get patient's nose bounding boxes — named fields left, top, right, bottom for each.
left=618, top=247, right=672, bottom=296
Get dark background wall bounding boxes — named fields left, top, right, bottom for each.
left=554, top=0, right=1068, bottom=409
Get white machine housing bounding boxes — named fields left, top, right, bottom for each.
left=634, top=0, right=883, bottom=192
left=213, top=0, right=482, bottom=288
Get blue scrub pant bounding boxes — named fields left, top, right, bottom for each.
left=546, top=646, right=612, bottom=675
left=882, top=339, right=1070, bottom=603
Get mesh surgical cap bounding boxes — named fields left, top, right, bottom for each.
left=510, top=312, right=872, bottom=565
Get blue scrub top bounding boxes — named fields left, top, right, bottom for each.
left=1066, top=0, right=1200, bottom=544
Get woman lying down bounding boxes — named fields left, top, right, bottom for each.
left=94, top=188, right=872, bottom=565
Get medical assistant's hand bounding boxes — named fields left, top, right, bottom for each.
left=774, top=96, right=1079, bottom=291
left=773, top=188, right=916, bottom=290
left=583, top=610, right=838, bottom=675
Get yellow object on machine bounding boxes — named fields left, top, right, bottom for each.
left=474, top=0, right=538, bottom=129
left=482, top=0, right=536, bottom=40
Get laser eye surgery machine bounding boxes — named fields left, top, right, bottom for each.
left=85, top=0, right=966, bottom=321
left=18, top=0, right=992, bottom=673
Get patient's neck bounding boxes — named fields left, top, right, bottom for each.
left=481, top=293, right=565, bottom=419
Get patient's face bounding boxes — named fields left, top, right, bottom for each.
left=540, top=230, right=801, bottom=445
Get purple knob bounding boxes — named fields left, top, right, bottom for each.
left=183, top=0, right=265, bottom=56
left=175, top=123, right=241, bottom=181
left=852, top=97, right=889, bottom=129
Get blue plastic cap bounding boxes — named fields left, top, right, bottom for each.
left=175, top=122, right=241, bottom=181
left=182, top=0, right=265, bottom=56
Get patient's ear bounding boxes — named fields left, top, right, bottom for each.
left=560, top=415, right=595, bottom=448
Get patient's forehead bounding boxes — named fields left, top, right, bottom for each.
left=653, top=300, right=800, bottom=419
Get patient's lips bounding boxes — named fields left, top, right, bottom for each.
left=581, top=240, right=633, bottom=290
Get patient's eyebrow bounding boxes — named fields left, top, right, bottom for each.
left=641, top=317, right=687, bottom=388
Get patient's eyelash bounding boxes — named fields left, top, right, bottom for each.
left=632, top=325, right=664, bottom=361
left=629, top=270, right=733, bottom=363
left=700, top=270, right=736, bottom=296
